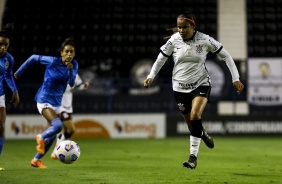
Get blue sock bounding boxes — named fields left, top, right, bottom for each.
left=34, top=153, right=43, bottom=160
left=45, top=136, right=56, bottom=153
left=41, top=118, right=63, bottom=139
left=34, top=136, right=56, bottom=159
left=0, top=137, right=5, bottom=156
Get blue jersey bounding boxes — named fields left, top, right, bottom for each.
left=0, top=52, right=18, bottom=96
left=15, top=54, right=78, bottom=106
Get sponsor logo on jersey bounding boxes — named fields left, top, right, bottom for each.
left=178, top=82, right=198, bottom=90
left=163, top=41, right=172, bottom=52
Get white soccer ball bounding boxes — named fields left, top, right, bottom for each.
left=55, top=140, right=80, bottom=164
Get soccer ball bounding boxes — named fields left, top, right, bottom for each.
left=55, top=140, right=80, bottom=164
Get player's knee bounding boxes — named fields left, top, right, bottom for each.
left=190, top=111, right=201, bottom=120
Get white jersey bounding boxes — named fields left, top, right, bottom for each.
left=147, top=31, right=240, bottom=93
left=61, top=74, right=83, bottom=113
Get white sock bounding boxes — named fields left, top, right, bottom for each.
left=56, top=133, right=65, bottom=146
left=52, top=133, right=66, bottom=154
left=59, top=134, right=65, bottom=142
left=38, top=134, right=43, bottom=140
left=190, top=135, right=201, bottom=157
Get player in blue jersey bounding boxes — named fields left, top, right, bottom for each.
left=144, top=11, right=244, bottom=169
left=50, top=73, right=89, bottom=160
left=14, top=37, right=78, bottom=168
left=0, top=30, right=20, bottom=171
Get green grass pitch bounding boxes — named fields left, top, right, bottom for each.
left=1, top=136, right=282, bottom=184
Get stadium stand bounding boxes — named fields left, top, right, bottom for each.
left=1, top=0, right=239, bottom=114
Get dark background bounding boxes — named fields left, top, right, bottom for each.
left=2, top=0, right=281, bottom=115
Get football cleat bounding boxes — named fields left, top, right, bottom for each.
left=183, top=154, right=197, bottom=169
left=202, top=130, right=214, bottom=149
left=31, top=159, right=47, bottom=168
left=0, top=167, right=4, bottom=171
left=36, top=134, right=45, bottom=155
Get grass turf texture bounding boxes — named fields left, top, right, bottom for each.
left=1, top=136, right=282, bottom=184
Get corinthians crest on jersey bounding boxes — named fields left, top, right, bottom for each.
left=196, top=44, right=203, bottom=53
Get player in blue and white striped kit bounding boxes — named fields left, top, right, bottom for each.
left=14, top=37, right=78, bottom=168
left=0, top=30, right=20, bottom=171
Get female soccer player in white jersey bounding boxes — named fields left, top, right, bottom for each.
left=0, top=30, right=20, bottom=171
left=14, top=37, right=78, bottom=168
left=50, top=73, right=89, bottom=159
left=144, top=11, right=244, bottom=169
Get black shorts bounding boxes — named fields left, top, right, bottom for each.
left=174, top=86, right=211, bottom=114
